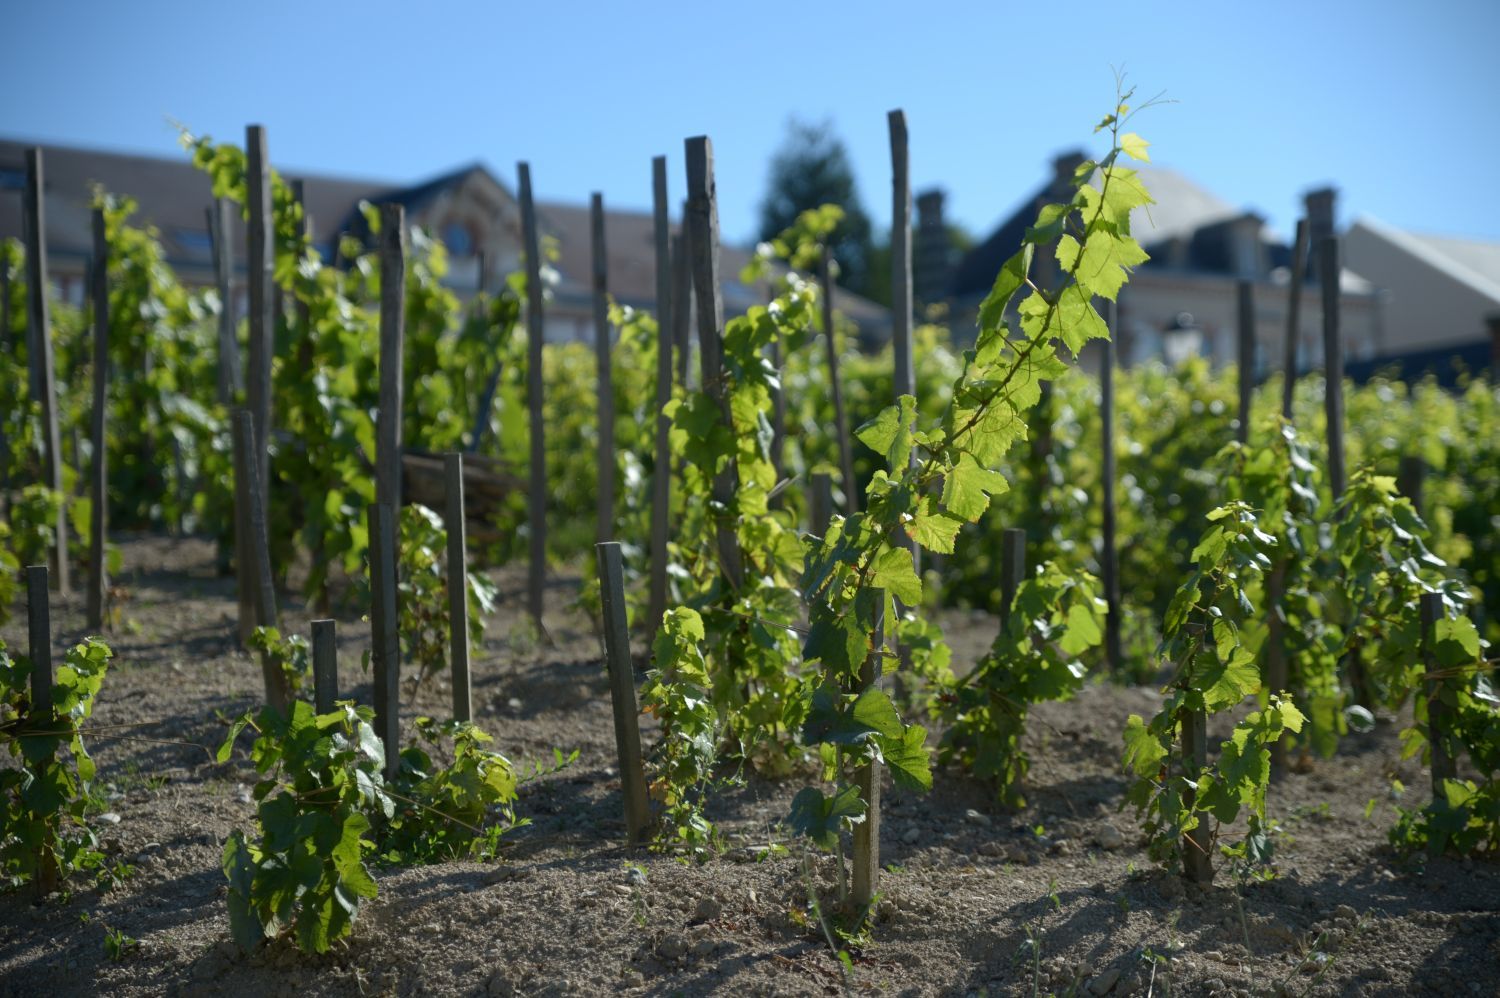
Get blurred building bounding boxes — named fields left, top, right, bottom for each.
left=942, top=152, right=1396, bottom=378
left=0, top=138, right=888, bottom=343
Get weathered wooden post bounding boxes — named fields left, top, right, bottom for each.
left=87, top=208, right=109, bottom=631
left=888, top=110, right=916, bottom=562
left=1280, top=219, right=1308, bottom=420
left=377, top=203, right=406, bottom=512
left=518, top=163, right=547, bottom=628
left=1318, top=236, right=1346, bottom=499
left=311, top=619, right=338, bottom=715
left=445, top=453, right=472, bottom=723
left=245, top=127, right=274, bottom=522
left=819, top=247, right=858, bottom=514
left=648, top=156, right=674, bottom=637
left=1420, top=592, right=1456, bottom=851
left=1180, top=689, right=1214, bottom=884
left=23, top=149, right=68, bottom=594
left=591, top=193, right=615, bottom=545
left=596, top=541, right=652, bottom=845
left=232, top=410, right=289, bottom=716
left=810, top=471, right=833, bottom=539
left=1399, top=455, right=1425, bottom=518
left=25, top=565, right=58, bottom=897
left=207, top=198, right=240, bottom=404
left=1236, top=279, right=1254, bottom=444
left=851, top=605, right=885, bottom=909
left=0, top=252, right=11, bottom=520
left=671, top=222, right=693, bottom=392
left=685, top=137, right=743, bottom=589
left=999, top=527, right=1026, bottom=628
left=368, top=502, right=401, bottom=781
left=1100, top=301, right=1122, bottom=674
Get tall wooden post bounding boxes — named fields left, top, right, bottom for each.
left=999, top=527, right=1026, bottom=628
left=851, top=604, right=885, bottom=909
left=1318, top=236, right=1345, bottom=499
left=820, top=247, right=857, bottom=514
left=232, top=410, right=288, bottom=715
left=245, top=127, right=273, bottom=521
left=1399, top=455, right=1425, bottom=518
left=671, top=223, right=693, bottom=391
left=23, top=149, right=68, bottom=594
left=1420, top=592, right=1455, bottom=847
left=685, top=137, right=743, bottom=589
left=311, top=619, right=338, bottom=715
left=518, top=163, right=547, bottom=628
left=1180, top=696, right=1214, bottom=883
left=648, top=156, right=674, bottom=637
left=87, top=209, right=109, bottom=630
left=26, top=565, right=58, bottom=897
left=377, top=204, right=406, bottom=512
left=1236, top=279, right=1254, bottom=444
left=445, top=453, right=472, bottom=723
left=596, top=542, right=652, bottom=845
left=207, top=198, right=240, bottom=404
left=889, top=111, right=918, bottom=580
left=591, top=193, right=615, bottom=545
left=368, top=502, right=401, bottom=780
left=810, top=472, right=833, bottom=539
left=1280, top=220, right=1308, bottom=420
left=1100, top=301, right=1122, bottom=674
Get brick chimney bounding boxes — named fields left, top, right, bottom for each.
left=1304, top=187, right=1338, bottom=243
left=914, top=188, right=951, bottom=306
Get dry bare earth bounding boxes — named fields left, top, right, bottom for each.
left=1, top=535, right=1497, bottom=998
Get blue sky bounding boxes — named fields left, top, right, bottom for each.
left=3, top=0, right=1496, bottom=248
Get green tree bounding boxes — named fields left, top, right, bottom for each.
left=758, top=119, right=877, bottom=300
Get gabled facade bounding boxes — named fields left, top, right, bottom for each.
left=0, top=138, right=889, bottom=346
left=941, top=152, right=1382, bottom=376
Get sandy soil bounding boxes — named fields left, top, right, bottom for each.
left=0, top=534, right=1496, bottom=997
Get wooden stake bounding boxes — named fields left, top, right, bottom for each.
left=1318, top=236, right=1345, bottom=499
left=518, top=163, right=547, bottom=628
left=1263, top=560, right=1290, bottom=773
left=851, top=604, right=885, bottom=909
left=591, top=193, right=615, bottom=545
left=1180, top=696, right=1214, bottom=884
left=1236, top=279, right=1254, bottom=444
left=25, top=565, right=58, bottom=897
left=368, top=502, right=401, bottom=780
left=377, top=203, right=406, bottom=512
left=23, top=149, right=68, bottom=594
left=596, top=541, right=652, bottom=845
left=1399, top=455, right=1425, bottom=518
left=1280, top=220, right=1308, bottom=420
left=87, top=208, right=109, bottom=630
left=1100, top=300, right=1122, bottom=674
left=648, top=156, right=674, bottom=637
left=819, top=247, right=858, bottom=514
left=685, top=137, right=743, bottom=589
left=207, top=198, right=240, bottom=404
left=889, top=112, right=919, bottom=588
left=999, top=527, right=1026, bottom=628
left=245, top=126, right=273, bottom=522
left=1420, top=593, right=1456, bottom=828
left=232, top=409, right=289, bottom=715
left=810, top=471, right=833, bottom=539
left=671, top=223, right=692, bottom=391
left=445, top=453, right=472, bottom=723
left=311, top=619, right=338, bottom=715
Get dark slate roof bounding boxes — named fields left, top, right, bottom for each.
left=1345, top=338, right=1495, bottom=387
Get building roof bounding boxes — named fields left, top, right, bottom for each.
left=0, top=135, right=889, bottom=326
left=1349, top=215, right=1500, bottom=306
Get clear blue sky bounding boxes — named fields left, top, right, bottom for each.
left=3, top=0, right=1496, bottom=248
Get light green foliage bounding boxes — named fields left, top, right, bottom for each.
left=218, top=701, right=525, bottom=952
left=248, top=626, right=311, bottom=698
left=1124, top=503, right=1284, bottom=876
left=1390, top=610, right=1499, bottom=856
left=390, top=504, right=496, bottom=683
left=218, top=701, right=388, bottom=953
left=0, top=637, right=113, bottom=891
left=936, top=563, right=1105, bottom=807
left=384, top=717, right=522, bottom=863
left=640, top=608, right=724, bottom=858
